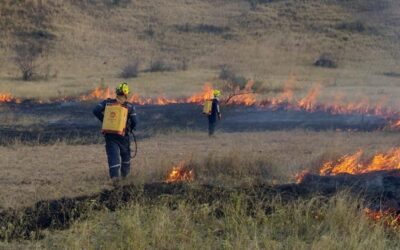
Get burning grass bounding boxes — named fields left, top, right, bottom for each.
left=2, top=173, right=400, bottom=247
left=80, top=82, right=214, bottom=105
left=3, top=82, right=400, bottom=130
left=296, top=145, right=400, bottom=230
left=74, top=83, right=400, bottom=127
left=165, top=161, right=194, bottom=183
left=364, top=208, right=400, bottom=230
left=319, top=147, right=400, bottom=176
left=2, top=130, right=400, bottom=209
left=0, top=93, right=20, bottom=103
left=1, top=131, right=400, bottom=247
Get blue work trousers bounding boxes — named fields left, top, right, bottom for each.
left=105, top=134, right=131, bottom=178
left=208, top=119, right=217, bottom=136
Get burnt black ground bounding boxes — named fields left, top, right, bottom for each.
left=0, top=101, right=388, bottom=145
left=1, top=170, right=400, bottom=241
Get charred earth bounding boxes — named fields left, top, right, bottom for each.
left=0, top=102, right=387, bottom=145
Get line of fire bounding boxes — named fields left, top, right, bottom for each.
left=2, top=81, right=400, bottom=233
left=2, top=81, right=400, bottom=128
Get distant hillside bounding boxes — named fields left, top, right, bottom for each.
left=0, top=0, right=399, bottom=98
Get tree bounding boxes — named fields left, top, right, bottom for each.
left=13, top=40, right=43, bottom=81
left=219, top=65, right=263, bottom=104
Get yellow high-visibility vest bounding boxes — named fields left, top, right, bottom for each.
left=102, top=104, right=128, bottom=135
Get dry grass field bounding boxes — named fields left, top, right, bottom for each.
left=0, top=0, right=400, bottom=103
left=31, top=195, right=400, bottom=249
left=1, top=0, right=400, bottom=249
left=2, top=193, right=398, bottom=249
left=1, top=130, right=399, bottom=209
left=1, top=131, right=400, bottom=249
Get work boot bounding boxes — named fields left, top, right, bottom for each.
left=109, top=164, right=121, bottom=179
left=121, top=167, right=130, bottom=178
left=111, top=177, right=122, bottom=187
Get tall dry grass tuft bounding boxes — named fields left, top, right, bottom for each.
left=42, top=193, right=400, bottom=249
left=193, top=151, right=278, bottom=185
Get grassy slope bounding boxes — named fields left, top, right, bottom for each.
left=0, top=0, right=399, bottom=100
left=1, top=2, right=400, bottom=248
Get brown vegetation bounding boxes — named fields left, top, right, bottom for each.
left=1, top=0, right=55, bottom=81
left=0, top=0, right=399, bottom=99
left=0, top=130, right=400, bottom=248
left=1, top=130, right=400, bottom=209
left=1, top=0, right=400, bottom=248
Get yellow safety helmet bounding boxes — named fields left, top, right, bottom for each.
left=116, top=82, right=130, bottom=96
left=213, top=89, right=221, bottom=97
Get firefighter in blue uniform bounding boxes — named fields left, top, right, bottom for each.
left=93, top=82, right=137, bottom=179
left=208, top=90, right=222, bottom=136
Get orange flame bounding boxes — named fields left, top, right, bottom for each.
left=258, top=82, right=400, bottom=121
left=1, top=77, right=396, bottom=118
left=49, top=83, right=400, bottom=132
left=185, top=83, right=214, bottom=103
left=390, top=120, right=400, bottom=129
left=78, top=84, right=214, bottom=105
left=77, top=82, right=250, bottom=106
left=364, top=208, right=400, bottom=229
left=80, top=86, right=113, bottom=101
left=165, top=161, right=194, bottom=183
left=0, top=93, right=14, bottom=103
left=4, top=78, right=400, bottom=129
left=0, top=93, right=21, bottom=103
left=226, top=81, right=257, bottom=106
left=295, top=170, right=311, bottom=183
left=297, top=85, right=321, bottom=112
left=319, top=148, right=400, bottom=176
left=270, top=80, right=295, bottom=106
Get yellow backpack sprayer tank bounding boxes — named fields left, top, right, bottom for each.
left=102, top=104, right=128, bottom=135
left=203, top=99, right=212, bottom=115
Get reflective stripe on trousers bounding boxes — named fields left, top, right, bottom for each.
left=105, top=134, right=131, bottom=178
